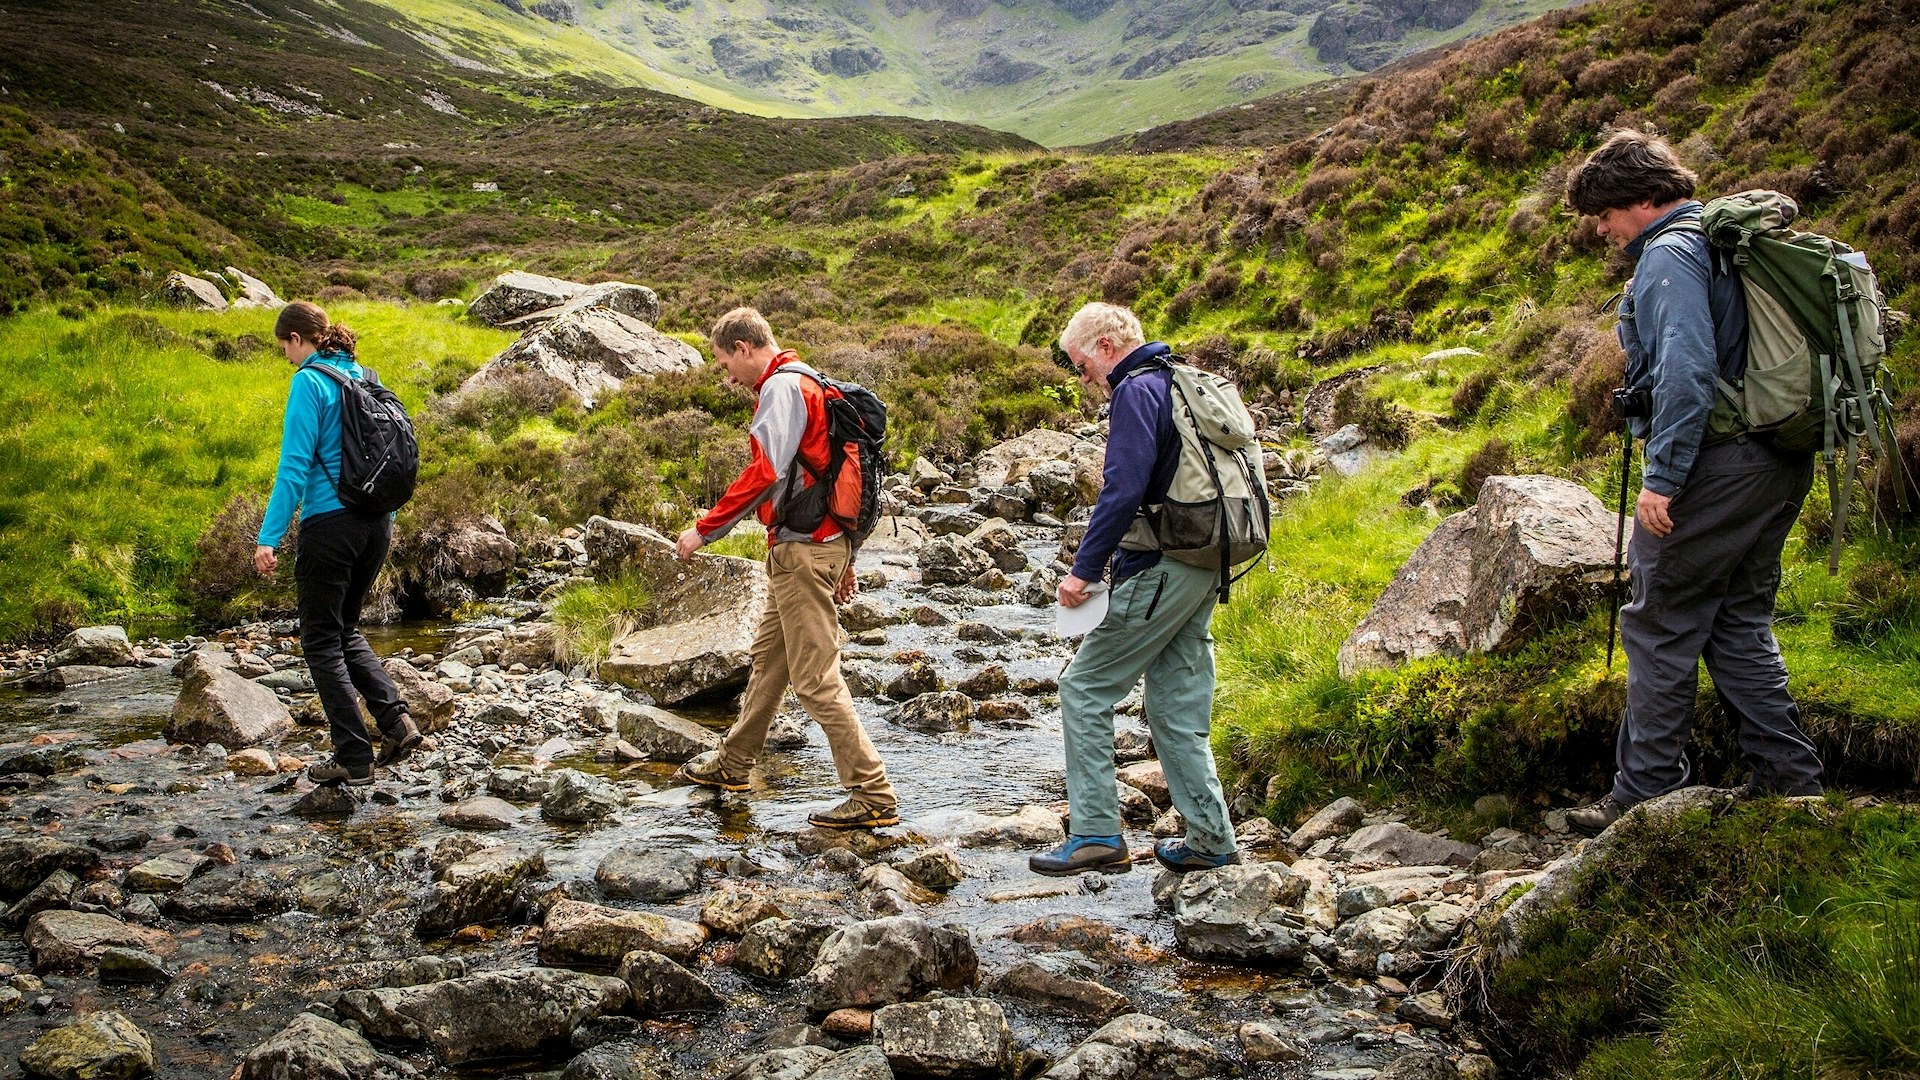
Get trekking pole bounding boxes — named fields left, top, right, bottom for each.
left=1606, top=416, right=1633, bottom=671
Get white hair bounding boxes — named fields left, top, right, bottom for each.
left=1059, top=302, right=1144, bottom=356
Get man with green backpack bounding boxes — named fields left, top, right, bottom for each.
left=1560, top=130, right=1902, bottom=834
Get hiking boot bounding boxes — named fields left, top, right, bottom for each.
left=1029, top=835, right=1132, bottom=876
left=307, top=759, right=373, bottom=787
left=1153, top=840, right=1243, bottom=874
left=675, top=751, right=750, bottom=792
left=1567, top=794, right=1628, bottom=837
left=807, top=796, right=899, bottom=831
left=374, top=713, right=423, bottom=768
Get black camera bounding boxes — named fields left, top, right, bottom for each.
left=1611, top=386, right=1651, bottom=419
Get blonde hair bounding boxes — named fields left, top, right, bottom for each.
left=709, top=307, right=775, bottom=354
left=1060, top=302, right=1144, bottom=356
left=274, top=300, right=357, bottom=355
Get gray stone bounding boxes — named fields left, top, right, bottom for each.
left=50, top=626, right=133, bottom=668
left=439, top=796, right=521, bottom=830
left=872, top=998, right=1011, bottom=1076
left=587, top=519, right=769, bottom=704
left=1339, top=475, right=1625, bottom=675
left=699, top=887, right=786, bottom=937
left=96, top=947, right=175, bottom=986
left=595, top=846, right=701, bottom=902
left=24, top=911, right=170, bottom=973
left=893, top=691, right=974, bottom=734
left=542, top=769, right=628, bottom=823
left=884, top=661, right=939, bottom=701
left=1378, top=1051, right=1458, bottom=1080
left=160, top=270, right=226, bottom=311
left=1343, top=823, right=1480, bottom=867
left=468, top=271, right=588, bottom=325
left=4, top=870, right=78, bottom=927
left=500, top=281, right=663, bottom=332
left=600, top=699, right=721, bottom=763
left=1288, top=796, right=1367, bottom=850
left=615, top=949, right=720, bottom=1015
left=1396, top=990, right=1454, bottom=1028
left=724, top=1047, right=838, bottom=1080
left=475, top=701, right=531, bottom=726
left=291, top=783, right=361, bottom=817
left=417, top=845, right=546, bottom=937
left=917, top=536, right=993, bottom=586
left=487, top=768, right=553, bottom=802
left=895, top=849, right=963, bottom=892
left=958, top=805, right=1065, bottom=849
left=539, top=898, right=706, bottom=967
left=123, top=851, right=211, bottom=893
left=964, top=520, right=1029, bottom=573
left=333, top=966, right=628, bottom=1065
left=1239, top=1020, right=1305, bottom=1063
left=809, top=916, right=978, bottom=1011
left=1040, top=1013, right=1223, bottom=1079
left=839, top=598, right=900, bottom=633
left=1169, top=862, right=1311, bottom=963
left=161, top=866, right=295, bottom=921
left=222, top=266, right=283, bottom=309
left=464, top=307, right=700, bottom=409
left=734, top=918, right=837, bottom=980
left=239, top=1013, right=404, bottom=1080
left=18, top=1010, right=155, bottom=1080
left=807, top=1046, right=895, bottom=1080
left=996, top=960, right=1129, bottom=1019
left=166, top=656, right=294, bottom=749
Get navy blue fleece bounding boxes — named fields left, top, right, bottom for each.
left=1071, top=342, right=1179, bottom=585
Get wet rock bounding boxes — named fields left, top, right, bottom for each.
left=856, top=865, right=940, bottom=915
left=1290, top=796, right=1366, bottom=850
left=292, top=783, right=361, bottom=817
left=965, top=520, right=1030, bottom=573
left=1396, top=990, right=1454, bottom=1028
left=872, top=998, right=1010, bottom=1077
left=918, top=536, right=993, bottom=586
left=1239, top=1020, right=1305, bottom=1063
left=976, top=701, right=1033, bottom=725
left=1378, top=1051, right=1458, bottom=1080
left=615, top=950, right=720, bottom=1015
left=954, top=664, right=1009, bottom=699
left=96, top=947, right=174, bottom=987
left=24, top=665, right=136, bottom=691
left=995, top=959, right=1129, bottom=1019
left=123, top=851, right=210, bottom=893
left=561, top=1040, right=669, bottom=1080
left=1236, top=817, right=1285, bottom=851
left=822, top=1009, right=874, bottom=1038
left=1169, top=863, right=1311, bottom=963
left=1456, top=1054, right=1498, bottom=1080
left=809, top=916, right=978, bottom=1011
left=734, top=918, right=837, bottom=980
left=24, top=911, right=170, bottom=973
left=599, top=699, right=721, bottom=763
left=1343, top=823, right=1480, bottom=867
left=725, top=1046, right=837, bottom=1080
left=540, top=898, right=707, bottom=967
left=238, top=1012, right=408, bottom=1080
left=439, top=796, right=521, bottom=830
left=1330, top=905, right=1414, bottom=973
left=1339, top=475, right=1622, bottom=675
left=700, top=888, right=786, bottom=937
left=588, top=519, right=769, bottom=704
left=893, top=691, right=974, bottom=734
left=883, top=661, right=939, bottom=700
left=595, top=846, right=701, bottom=902
left=18, top=1010, right=154, bottom=1080
left=487, top=768, right=554, bottom=803
left=88, top=832, right=150, bottom=854
left=1149, top=806, right=1185, bottom=838
left=475, top=701, right=531, bottom=726
left=417, top=845, right=547, bottom=937
left=161, top=866, right=295, bottom=921
left=542, top=769, right=628, bottom=823
left=839, top=598, right=899, bottom=633
left=160, top=270, right=227, bottom=311
left=1115, top=761, right=1169, bottom=807
left=959, top=805, right=1065, bottom=849
left=5, top=870, right=78, bottom=927
left=166, top=657, right=294, bottom=749
left=1041, top=1013, right=1221, bottom=1079
left=0, top=738, right=94, bottom=777
left=334, top=966, right=628, bottom=1065
left=1114, top=782, right=1156, bottom=826
left=921, top=507, right=987, bottom=537
left=227, top=747, right=278, bottom=776
left=50, top=626, right=133, bottom=668
left=894, top=849, right=963, bottom=892
left=383, top=658, right=455, bottom=733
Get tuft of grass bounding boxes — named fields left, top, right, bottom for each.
left=549, top=572, right=652, bottom=675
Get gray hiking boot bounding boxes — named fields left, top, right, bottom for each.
left=1566, top=793, right=1627, bottom=837
left=307, top=759, right=374, bottom=787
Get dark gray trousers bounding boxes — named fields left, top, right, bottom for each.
left=1613, top=436, right=1823, bottom=805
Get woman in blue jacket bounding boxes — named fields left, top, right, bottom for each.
left=253, top=301, right=422, bottom=785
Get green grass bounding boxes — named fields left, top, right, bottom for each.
left=550, top=571, right=651, bottom=674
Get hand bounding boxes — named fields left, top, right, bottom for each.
left=1636, top=489, right=1674, bottom=538
left=253, top=545, right=277, bottom=576
left=834, top=567, right=857, bottom=604
left=1058, top=574, right=1093, bottom=608
left=675, top=528, right=704, bottom=561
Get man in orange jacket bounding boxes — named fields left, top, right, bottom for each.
left=672, top=307, right=899, bottom=829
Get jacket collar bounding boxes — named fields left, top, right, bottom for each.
left=1106, top=341, right=1172, bottom=390
left=1627, top=200, right=1703, bottom=261
left=753, top=349, right=802, bottom=391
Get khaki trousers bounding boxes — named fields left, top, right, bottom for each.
left=717, top=536, right=897, bottom=808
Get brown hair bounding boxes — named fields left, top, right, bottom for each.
left=1565, top=129, right=1698, bottom=216
left=274, top=300, right=358, bottom=355
left=709, top=307, right=774, bottom=354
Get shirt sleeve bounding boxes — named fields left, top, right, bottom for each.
left=1636, top=240, right=1720, bottom=497
left=257, top=372, right=323, bottom=548
left=1072, top=377, right=1164, bottom=581
left=695, top=375, right=808, bottom=542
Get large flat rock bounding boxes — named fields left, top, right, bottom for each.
left=462, top=307, right=701, bottom=409
left=538, top=898, right=707, bottom=967
left=332, top=966, right=628, bottom=1065
left=166, top=654, right=293, bottom=749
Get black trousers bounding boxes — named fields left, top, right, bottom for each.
left=296, top=509, right=403, bottom=767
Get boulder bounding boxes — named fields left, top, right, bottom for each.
left=123, top=851, right=211, bottom=893
left=4, top=869, right=78, bottom=928
left=872, top=998, right=1011, bottom=1077
left=416, top=845, right=547, bottom=937
left=1339, top=475, right=1624, bottom=675
left=734, top=918, right=838, bottom=980
left=499, top=281, right=662, bottom=331
left=1115, top=761, right=1169, bottom=807
left=591, top=697, right=721, bottom=763
left=806, top=1047, right=894, bottom=1080
left=467, top=270, right=587, bottom=326
left=222, top=266, right=283, bottom=309
left=895, top=849, right=963, bottom=892
left=166, top=657, right=293, bottom=749
left=1041, top=1013, right=1222, bottom=1079
left=1343, top=822, right=1480, bottom=867
left=995, top=959, right=1129, bottom=1019
left=586, top=518, right=769, bottom=704
left=860, top=515, right=933, bottom=555
left=382, top=658, right=455, bottom=733
left=839, top=598, right=899, bottom=633
left=964, top=520, right=1028, bottom=573
left=1288, top=796, right=1366, bottom=850
left=501, top=622, right=558, bottom=669
left=917, top=536, right=993, bottom=586
left=439, top=796, right=521, bottom=830
left=333, top=966, right=628, bottom=1065
left=1377, top=1051, right=1460, bottom=1080
left=463, top=308, right=701, bottom=409
left=160, top=270, right=227, bottom=311
left=893, top=691, right=974, bottom=734
left=1239, top=1021, right=1305, bottom=1064
left=541, top=769, right=628, bottom=823
left=160, top=866, right=295, bottom=921
left=539, top=898, right=706, bottom=967
left=445, top=515, right=518, bottom=592
left=595, top=846, right=701, bottom=902
left=1169, top=863, right=1311, bottom=964
left=18, top=1011, right=155, bottom=1080
left=0, top=838, right=98, bottom=899
left=1330, top=906, right=1415, bottom=973
left=699, top=887, right=787, bottom=937
left=809, top=916, right=979, bottom=1011
left=954, top=664, right=1008, bottom=700
left=973, top=429, right=1087, bottom=489
left=239, top=1013, right=405, bottom=1080
left=96, top=947, right=174, bottom=987
left=958, top=805, right=1065, bottom=849
left=24, top=910, right=170, bottom=973
left=884, top=661, right=939, bottom=701
left=615, top=950, right=720, bottom=1015
left=724, top=1047, right=838, bottom=1080
left=50, top=626, right=133, bottom=668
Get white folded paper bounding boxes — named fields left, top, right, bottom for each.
left=1054, top=581, right=1110, bottom=637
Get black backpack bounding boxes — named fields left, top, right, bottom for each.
left=774, top=368, right=887, bottom=547
left=299, top=361, right=419, bottom=515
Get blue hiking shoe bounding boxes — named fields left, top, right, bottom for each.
left=1029, top=835, right=1132, bottom=877
left=1154, top=840, right=1243, bottom=874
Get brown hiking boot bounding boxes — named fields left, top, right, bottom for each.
left=306, top=758, right=374, bottom=787
left=374, top=713, right=424, bottom=768
left=807, top=796, right=899, bottom=830
left=675, top=751, right=750, bottom=792
left=1566, top=794, right=1627, bottom=837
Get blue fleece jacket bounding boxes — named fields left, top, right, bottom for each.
left=1072, top=342, right=1179, bottom=585
left=1619, top=201, right=1748, bottom=496
left=257, top=350, right=359, bottom=548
